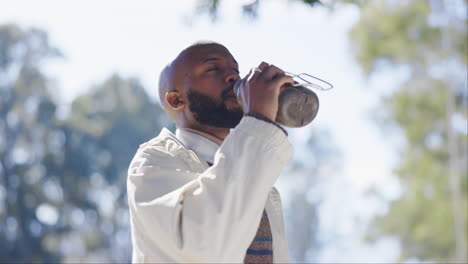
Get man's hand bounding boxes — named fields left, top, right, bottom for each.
left=239, top=62, right=294, bottom=122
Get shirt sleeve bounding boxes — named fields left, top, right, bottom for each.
left=127, top=116, right=293, bottom=263
left=244, top=112, right=288, bottom=136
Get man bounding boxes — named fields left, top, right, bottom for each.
left=127, top=41, right=295, bottom=263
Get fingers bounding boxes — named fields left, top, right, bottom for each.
left=272, top=75, right=294, bottom=89
left=240, top=62, right=292, bottom=120
left=257, top=62, right=270, bottom=71
left=250, top=61, right=269, bottom=79
left=253, top=62, right=288, bottom=82
left=247, top=61, right=293, bottom=87
left=259, top=64, right=285, bottom=81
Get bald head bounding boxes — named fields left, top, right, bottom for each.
left=159, top=41, right=224, bottom=104
left=158, top=41, right=239, bottom=123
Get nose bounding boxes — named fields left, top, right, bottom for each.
left=225, top=73, right=240, bottom=85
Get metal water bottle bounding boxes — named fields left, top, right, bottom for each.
left=233, top=80, right=320, bottom=128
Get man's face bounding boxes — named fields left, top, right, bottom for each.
left=177, top=44, right=243, bottom=128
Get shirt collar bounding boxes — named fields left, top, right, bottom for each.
left=175, top=128, right=221, bottom=164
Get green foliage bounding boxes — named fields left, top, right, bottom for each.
left=350, top=0, right=467, bottom=262
left=193, top=0, right=361, bottom=21
left=0, top=24, right=61, bottom=72
left=0, top=24, right=63, bottom=262
left=350, top=1, right=443, bottom=74
left=376, top=79, right=464, bottom=261
left=0, top=24, right=170, bottom=262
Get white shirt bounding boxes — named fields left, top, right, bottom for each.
left=127, top=116, right=293, bottom=263
left=175, top=128, right=221, bottom=165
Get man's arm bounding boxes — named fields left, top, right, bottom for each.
left=127, top=116, right=292, bottom=263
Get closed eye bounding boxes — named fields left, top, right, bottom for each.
left=206, top=66, right=239, bottom=74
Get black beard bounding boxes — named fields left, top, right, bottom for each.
left=187, top=90, right=243, bottom=128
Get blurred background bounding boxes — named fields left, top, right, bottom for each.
left=0, top=0, right=466, bottom=263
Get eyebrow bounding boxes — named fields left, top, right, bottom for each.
left=202, top=57, right=239, bottom=65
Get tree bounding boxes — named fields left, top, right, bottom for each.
left=0, top=24, right=63, bottom=263
left=60, top=74, right=171, bottom=262
left=349, top=1, right=467, bottom=262
left=0, top=24, right=172, bottom=262
left=193, top=0, right=364, bottom=21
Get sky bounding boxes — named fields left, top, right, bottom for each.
left=0, top=0, right=405, bottom=262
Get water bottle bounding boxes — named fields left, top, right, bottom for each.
left=233, top=80, right=320, bottom=128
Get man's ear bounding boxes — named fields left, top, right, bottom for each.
left=165, top=91, right=185, bottom=110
